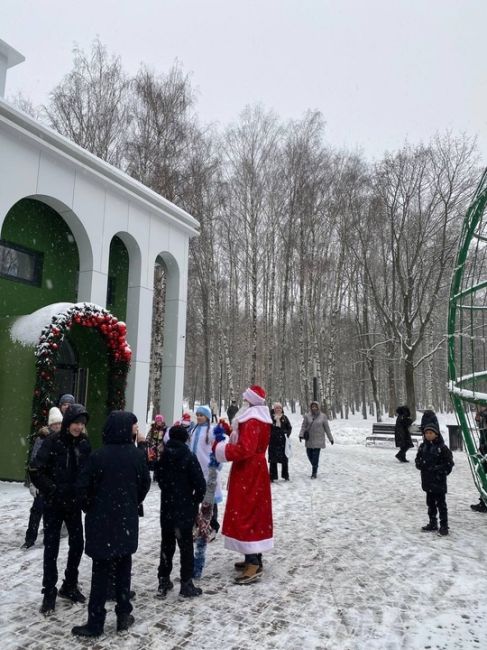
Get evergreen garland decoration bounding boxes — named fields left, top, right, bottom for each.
left=31, top=302, right=132, bottom=433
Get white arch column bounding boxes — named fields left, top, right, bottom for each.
left=159, top=254, right=187, bottom=424
left=125, top=280, right=153, bottom=429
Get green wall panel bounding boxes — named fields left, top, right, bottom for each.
left=0, top=198, right=79, bottom=317
left=0, top=318, right=36, bottom=480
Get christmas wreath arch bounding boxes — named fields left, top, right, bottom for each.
left=32, top=302, right=132, bottom=431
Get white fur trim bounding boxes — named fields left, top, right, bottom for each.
left=242, top=387, right=266, bottom=406
left=237, top=405, right=272, bottom=425
left=223, top=535, right=274, bottom=554
left=214, top=440, right=228, bottom=463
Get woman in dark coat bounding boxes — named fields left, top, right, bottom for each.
left=73, top=411, right=151, bottom=638
left=394, top=405, right=414, bottom=463
left=268, top=403, right=292, bottom=481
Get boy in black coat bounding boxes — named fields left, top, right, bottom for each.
left=415, top=422, right=454, bottom=536
left=29, top=403, right=91, bottom=615
left=155, top=425, right=206, bottom=599
left=72, top=411, right=151, bottom=638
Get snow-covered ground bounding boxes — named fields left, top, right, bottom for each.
left=2, top=411, right=487, bottom=649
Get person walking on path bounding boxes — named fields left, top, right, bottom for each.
left=22, top=407, right=63, bottom=549
left=299, top=401, right=334, bottom=479
left=227, top=400, right=238, bottom=423
left=72, top=411, right=150, bottom=638
left=269, top=403, right=292, bottom=482
left=29, top=403, right=91, bottom=615
left=155, top=425, right=206, bottom=599
left=213, top=384, right=273, bottom=585
left=415, top=421, right=454, bottom=536
left=210, top=398, right=218, bottom=423
left=394, top=405, right=414, bottom=463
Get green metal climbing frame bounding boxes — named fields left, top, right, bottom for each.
left=448, top=169, right=487, bottom=502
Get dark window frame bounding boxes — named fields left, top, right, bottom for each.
left=0, top=238, right=43, bottom=287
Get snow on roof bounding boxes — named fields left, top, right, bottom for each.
left=9, top=301, right=107, bottom=347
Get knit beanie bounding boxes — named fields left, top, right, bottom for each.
left=196, top=405, right=212, bottom=421
left=169, top=424, right=189, bottom=443
left=424, top=422, right=440, bottom=436
left=48, top=407, right=63, bottom=425
left=59, top=394, right=75, bottom=407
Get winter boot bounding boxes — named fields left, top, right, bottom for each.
left=421, top=521, right=438, bottom=532
left=234, top=559, right=246, bottom=570
left=438, top=526, right=449, bottom=536
left=311, top=471, right=317, bottom=479
left=71, top=621, right=103, bottom=638
left=156, top=577, right=174, bottom=599
left=235, top=564, right=262, bottom=585
left=395, top=451, right=409, bottom=462
left=40, top=587, right=57, bottom=615
left=59, top=581, right=86, bottom=603
left=117, top=613, right=135, bottom=633
left=179, top=580, right=203, bottom=598
left=470, top=499, right=487, bottom=512
left=21, top=540, right=35, bottom=550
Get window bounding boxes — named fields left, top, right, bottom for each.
left=0, top=239, right=43, bottom=286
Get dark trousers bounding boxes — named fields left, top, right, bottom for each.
left=269, top=459, right=289, bottom=481
left=397, top=444, right=411, bottom=460
left=42, top=506, right=83, bottom=592
left=88, top=555, right=132, bottom=630
left=245, top=553, right=262, bottom=566
left=25, top=494, right=44, bottom=544
left=306, top=448, right=321, bottom=474
left=158, top=525, right=194, bottom=583
left=426, top=492, right=448, bottom=528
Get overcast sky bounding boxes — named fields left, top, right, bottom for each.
left=2, top=0, right=486, bottom=163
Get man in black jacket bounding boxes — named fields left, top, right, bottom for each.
left=29, top=403, right=91, bottom=615
left=72, top=411, right=151, bottom=638
left=155, top=425, right=206, bottom=599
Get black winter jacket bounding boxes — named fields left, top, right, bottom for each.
left=76, top=411, right=151, bottom=560
left=415, top=433, right=454, bottom=494
left=29, top=404, right=91, bottom=510
left=155, top=439, right=206, bottom=529
left=394, top=406, right=413, bottom=449
left=268, top=413, right=292, bottom=464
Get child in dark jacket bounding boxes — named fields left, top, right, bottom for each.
left=415, top=422, right=454, bottom=536
left=155, top=425, right=206, bottom=599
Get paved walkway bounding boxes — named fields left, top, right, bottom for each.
left=1, top=422, right=487, bottom=649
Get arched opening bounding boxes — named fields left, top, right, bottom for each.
left=107, top=235, right=129, bottom=321
left=0, top=198, right=80, bottom=317
left=148, top=252, right=181, bottom=421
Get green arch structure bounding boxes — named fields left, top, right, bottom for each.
left=448, top=169, right=487, bottom=503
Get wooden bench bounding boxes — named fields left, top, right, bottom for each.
left=365, top=422, right=422, bottom=448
